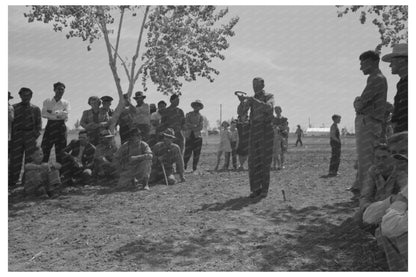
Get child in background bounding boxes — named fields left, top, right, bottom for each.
left=229, top=120, right=239, bottom=170
left=24, top=146, right=61, bottom=198
left=328, top=114, right=342, bottom=177
left=215, top=121, right=232, bottom=171
left=272, top=122, right=283, bottom=170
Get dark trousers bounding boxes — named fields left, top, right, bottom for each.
left=184, top=132, right=203, bottom=171
left=61, top=153, right=92, bottom=183
left=248, top=121, right=274, bottom=194
left=9, top=130, right=38, bottom=186
left=225, top=141, right=237, bottom=169
left=41, top=120, right=67, bottom=164
left=329, top=140, right=341, bottom=174
left=295, top=136, right=303, bottom=146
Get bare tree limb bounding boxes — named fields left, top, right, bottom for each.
left=113, top=6, right=125, bottom=65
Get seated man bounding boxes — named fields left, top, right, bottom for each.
left=24, top=146, right=61, bottom=198
left=357, top=143, right=407, bottom=228
left=362, top=132, right=408, bottom=271
left=61, top=129, right=96, bottom=186
left=93, top=129, right=118, bottom=180
left=114, top=128, right=152, bottom=190
left=149, top=128, right=185, bottom=186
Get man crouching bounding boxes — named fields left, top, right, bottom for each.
left=114, top=128, right=152, bottom=190
left=150, top=128, right=185, bottom=186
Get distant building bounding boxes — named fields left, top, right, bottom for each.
left=305, top=127, right=330, bottom=136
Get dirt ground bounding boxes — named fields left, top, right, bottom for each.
left=8, top=135, right=389, bottom=271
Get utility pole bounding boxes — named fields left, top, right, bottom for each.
left=220, top=104, right=222, bottom=124
left=308, top=117, right=311, bottom=128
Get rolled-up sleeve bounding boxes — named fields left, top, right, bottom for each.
left=381, top=201, right=408, bottom=238
left=362, top=197, right=391, bottom=224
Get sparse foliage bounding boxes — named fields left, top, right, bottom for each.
left=336, top=5, right=408, bottom=51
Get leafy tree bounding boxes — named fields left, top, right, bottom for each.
left=336, top=5, right=408, bottom=51
left=23, top=5, right=239, bottom=117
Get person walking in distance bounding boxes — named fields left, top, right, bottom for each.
left=238, top=77, right=274, bottom=198
left=214, top=121, right=232, bottom=171
left=183, top=100, right=204, bottom=172
left=352, top=50, right=387, bottom=198
left=295, top=125, right=303, bottom=146
left=41, top=82, right=70, bottom=164
left=9, top=88, right=42, bottom=187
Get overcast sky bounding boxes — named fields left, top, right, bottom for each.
left=7, top=5, right=405, bottom=132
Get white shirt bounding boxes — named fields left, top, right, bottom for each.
left=149, top=111, right=162, bottom=135
left=42, top=97, right=70, bottom=121
left=133, top=103, right=150, bottom=125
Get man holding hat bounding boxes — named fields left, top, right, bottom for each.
left=184, top=100, right=204, bottom=172
left=237, top=77, right=274, bottom=198
left=150, top=128, right=185, bottom=185
left=159, top=94, right=186, bottom=155
left=93, top=129, right=118, bottom=180
left=114, top=128, right=153, bottom=190
left=9, top=87, right=42, bottom=187
left=100, top=95, right=114, bottom=117
left=382, top=43, right=408, bottom=133
left=132, top=91, right=151, bottom=143
left=41, top=82, right=71, bottom=164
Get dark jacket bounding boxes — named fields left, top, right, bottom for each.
left=63, top=139, right=96, bottom=168
left=391, top=76, right=408, bottom=132
left=11, top=102, right=42, bottom=137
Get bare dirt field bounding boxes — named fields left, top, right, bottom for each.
left=8, top=135, right=388, bottom=271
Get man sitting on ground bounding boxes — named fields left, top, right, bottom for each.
left=114, top=128, right=152, bottom=190
left=61, top=129, right=96, bottom=186
left=93, top=129, right=118, bottom=181
left=24, top=146, right=61, bottom=198
left=149, top=128, right=185, bottom=186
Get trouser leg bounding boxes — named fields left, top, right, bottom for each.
left=10, top=132, right=24, bottom=186
left=183, top=137, right=193, bottom=169
left=261, top=124, right=274, bottom=193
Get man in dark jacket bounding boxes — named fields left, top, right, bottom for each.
left=9, top=87, right=42, bottom=187
left=61, top=129, right=96, bottom=185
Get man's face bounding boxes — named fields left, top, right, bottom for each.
left=389, top=57, right=407, bottom=75
left=79, top=133, right=88, bottom=145
left=374, top=148, right=395, bottom=173
left=102, top=101, right=112, bottom=109
left=360, top=59, right=375, bottom=75
left=253, top=80, right=263, bottom=93
left=135, top=97, right=144, bottom=106
left=171, top=98, right=179, bottom=107
left=31, top=150, right=44, bottom=164
left=390, top=141, right=408, bottom=172
left=158, top=103, right=167, bottom=111
left=275, top=108, right=281, bottom=116
left=90, top=99, right=101, bottom=109
left=163, top=137, right=173, bottom=145
left=54, top=86, right=65, bottom=101
left=20, top=92, right=32, bottom=104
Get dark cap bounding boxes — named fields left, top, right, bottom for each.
left=8, top=91, right=13, bottom=100
left=101, top=96, right=113, bottom=102
left=162, top=128, right=176, bottom=139
left=18, top=87, right=33, bottom=95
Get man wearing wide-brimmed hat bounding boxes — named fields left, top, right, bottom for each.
left=132, top=91, right=151, bottom=142
left=183, top=100, right=204, bottom=172
left=150, top=128, right=185, bottom=185
left=93, top=129, right=118, bottom=180
left=382, top=43, right=408, bottom=133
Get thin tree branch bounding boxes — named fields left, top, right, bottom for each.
left=128, top=5, right=150, bottom=96
left=113, top=6, right=125, bottom=65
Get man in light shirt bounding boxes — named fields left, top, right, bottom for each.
left=41, top=82, right=70, bottom=164
left=149, top=100, right=167, bottom=148
left=132, top=91, right=151, bottom=143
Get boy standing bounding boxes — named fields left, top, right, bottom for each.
left=328, top=114, right=341, bottom=177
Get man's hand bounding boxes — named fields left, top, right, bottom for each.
left=41, top=163, right=50, bottom=171
left=353, top=96, right=362, bottom=112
